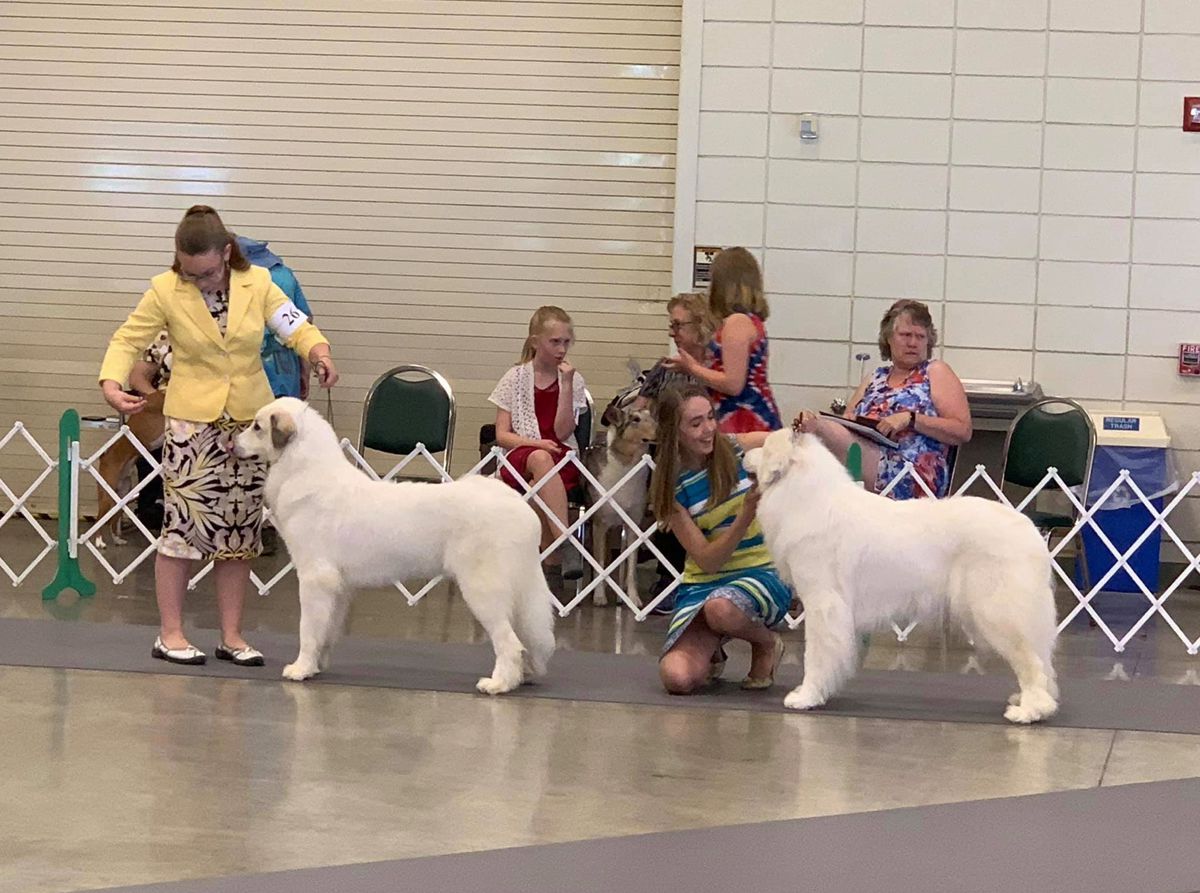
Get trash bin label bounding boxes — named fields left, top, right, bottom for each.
left=1102, top=416, right=1141, bottom=432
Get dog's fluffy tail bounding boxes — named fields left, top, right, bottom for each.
left=514, top=561, right=557, bottom=678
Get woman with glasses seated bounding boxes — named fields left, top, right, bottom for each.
left=793, top=299, right=972, bottom=500
left=662, top=247, right=782, bottom=433
left=99, top=205, right=340, bottom=668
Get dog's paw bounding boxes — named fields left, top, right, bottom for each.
left=1004, top=691, right=1058, bottom=724
left=476, top=675, right=518, bottom=696
left=1007, top=692, right=1022, bottom=707
left=625, top=590, right=642, bottom=610
left=94, top=536, right=107, bottom=550
left=783, top=685, right=827, bottom=711
left=282, top=661, right=318, bottom=682
left=592, top=592, right=609, bottom=607
left=111, top=532, right=127, bottom=546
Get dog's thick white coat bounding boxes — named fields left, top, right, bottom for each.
left=745, top=429, right=1059, bottom=724
left=234, top=398, right=555, bottom=694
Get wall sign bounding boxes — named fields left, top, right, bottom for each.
left=693, top=245, right=721, bottom=289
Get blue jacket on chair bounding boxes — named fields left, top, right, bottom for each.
left=236, top=235, right=314, bottom=399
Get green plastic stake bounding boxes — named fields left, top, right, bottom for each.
left=845, top=441, right=864, bottom=483
left=42, top=409, right=96, bottom=601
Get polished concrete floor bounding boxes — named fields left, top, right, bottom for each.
left=4, top=528, right=1200, bottom=892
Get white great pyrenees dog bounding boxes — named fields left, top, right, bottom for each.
left=744, top=428, right=1059, bottom=724
left=233, top=397, right=556, bottom=694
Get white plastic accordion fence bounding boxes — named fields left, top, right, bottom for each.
left=4, top=419, right=1200, bottom=655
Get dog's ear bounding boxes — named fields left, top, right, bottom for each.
left=602, top=402, right=627, bottom=430
left=269, top=410, right=297, bottom=453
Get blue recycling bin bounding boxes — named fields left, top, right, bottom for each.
left=1077, top=414, right=1176, bottom=594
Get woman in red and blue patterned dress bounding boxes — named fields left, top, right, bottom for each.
left=663, top=247, right=782, bottom=434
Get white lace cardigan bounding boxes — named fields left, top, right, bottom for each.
left=488, top=362, right=587, bottom=451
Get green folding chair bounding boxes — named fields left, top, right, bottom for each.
left=358, top=364, right=456, bottom=478
left=999, top=397, right=1096, bottom=586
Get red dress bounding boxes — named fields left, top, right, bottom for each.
left=499, top=380, right=581, bottom=493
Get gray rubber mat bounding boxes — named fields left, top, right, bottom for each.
left=3, top=617, right=1200, bottom=734
left=82, top=777, right=1200, bottom=893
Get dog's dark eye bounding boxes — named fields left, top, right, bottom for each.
left=252, top=422, right=261, bottom=431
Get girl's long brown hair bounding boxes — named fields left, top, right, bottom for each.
left=708, top=246, right=769, bottom=321
left=649, top=383, right=738, bottom=525
left=519, top=305, right=573, bottom=363
left=172, top=205, right=249, bottom=273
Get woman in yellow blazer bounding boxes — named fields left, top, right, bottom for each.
left=100, top=205, right=339, bottom=667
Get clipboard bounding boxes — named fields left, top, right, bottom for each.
left=819, top=412, right=899, bottom=449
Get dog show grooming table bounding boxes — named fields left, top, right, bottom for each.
left=3, top=618, right=1200, bottom=735
left=79, top=777, right=1200, bottom=893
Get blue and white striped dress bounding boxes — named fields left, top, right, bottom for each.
left=663, top=441, right=793, bottom=653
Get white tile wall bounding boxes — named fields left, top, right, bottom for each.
left=1048, top=33, right=1141, bottom=79
left=694, top=201, right=765, bottom=246
left=948, top=211, right=1039, bottom=258
left=954, top=30, right=1047, bottom=78
left=863, top=27, right=954, bottom=73
left=1043, top=124, right=1138, bottom=172
left=1041, top=170, right=1134, bottom=217
left=1040, top=215, right=1132, bottom=262
left=1038, top=260, right=1130, bottom=307
left=862, top=73, right=952, bottom=119
left=1144, top=0, right=1200, bottom=35
left=858, top=163, right=948, bottom=209
left=950, top=167, right=1041, bottom=213
left=704, top=0, right=772, bottom=21
left=857, top=208, right=947, bottom=254
left=771, top=69, right=862, bottom=115
left=1132, top=218, right=1200, bottom=264
left=1140, top=35, right=1200, bottom=81
left=765, top=203, right=856, bottom=250
left=951, top=121, right=1043, bottom=167
left=1045, top=78, right=1139, bottom=126
left=773, top=24, right=863, bottom=70
left=945, top=256, right=1038, bottom=303
left=769, top=114, right=860, bottom=160
left=865, top=0, right=954, bottom=28
left=941, top=347, right=1034, bottom=381
left=699, top=112, right=770, bottom=156
left=768, top=159, right=857, bottom=206
left=953, top=76, right=1045, bottom=121
left=701, top=67, right=770, bottom=111
left=702, top=22, right=772, bottom=66
left=943, top=302, right=1036, bottom=350
left=1130, top=264, right=1200, bottom=310
left=860, top=118, right=951, bottom=163
left=854, top=252, right=946, bottom=299
left=1036, top=306, right=1128, bottom=353
left=957, top=0, right=1048, bottom=31
left=774, top=0, right=864, bottom=25
left=691, top=2, right=1200, bottom=511
left=1129, top=309, right=1196, bottom=356
left=769, top=294, right=852, bottom=341
left=1050, top=0, right=1143, bottom=33
left=764, top=248, right=854, bottom=296
left=1036, top=353, right=1127, bottom=400
left=696, top=157, right=767, bottom=202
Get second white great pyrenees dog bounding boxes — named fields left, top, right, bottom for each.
left=233, top=397, right=555, bottom=694
left=745, top=429, right=1059, bottom=724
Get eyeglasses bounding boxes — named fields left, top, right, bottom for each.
left=668, top=320, right=697, bottom=332
left=178, top=261, right=226, bottom=283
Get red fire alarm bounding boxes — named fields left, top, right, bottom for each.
left=1184, top=97, right=1200, bottom=131
left=1180, top=343, right=1200, bottom=375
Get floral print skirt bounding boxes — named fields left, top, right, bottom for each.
left=159, top=416, right=265, bottom=561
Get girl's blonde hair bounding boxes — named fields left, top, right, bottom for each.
left=649, top=383, right=738, bottom=525
left=708, top=246, right=769, bottom=321
left=519, top=305, right=574, bottom=363
left=666, top=292, right=716, bottom=345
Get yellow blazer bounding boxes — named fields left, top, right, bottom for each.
left=99, top=265, right=329, bottom=422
